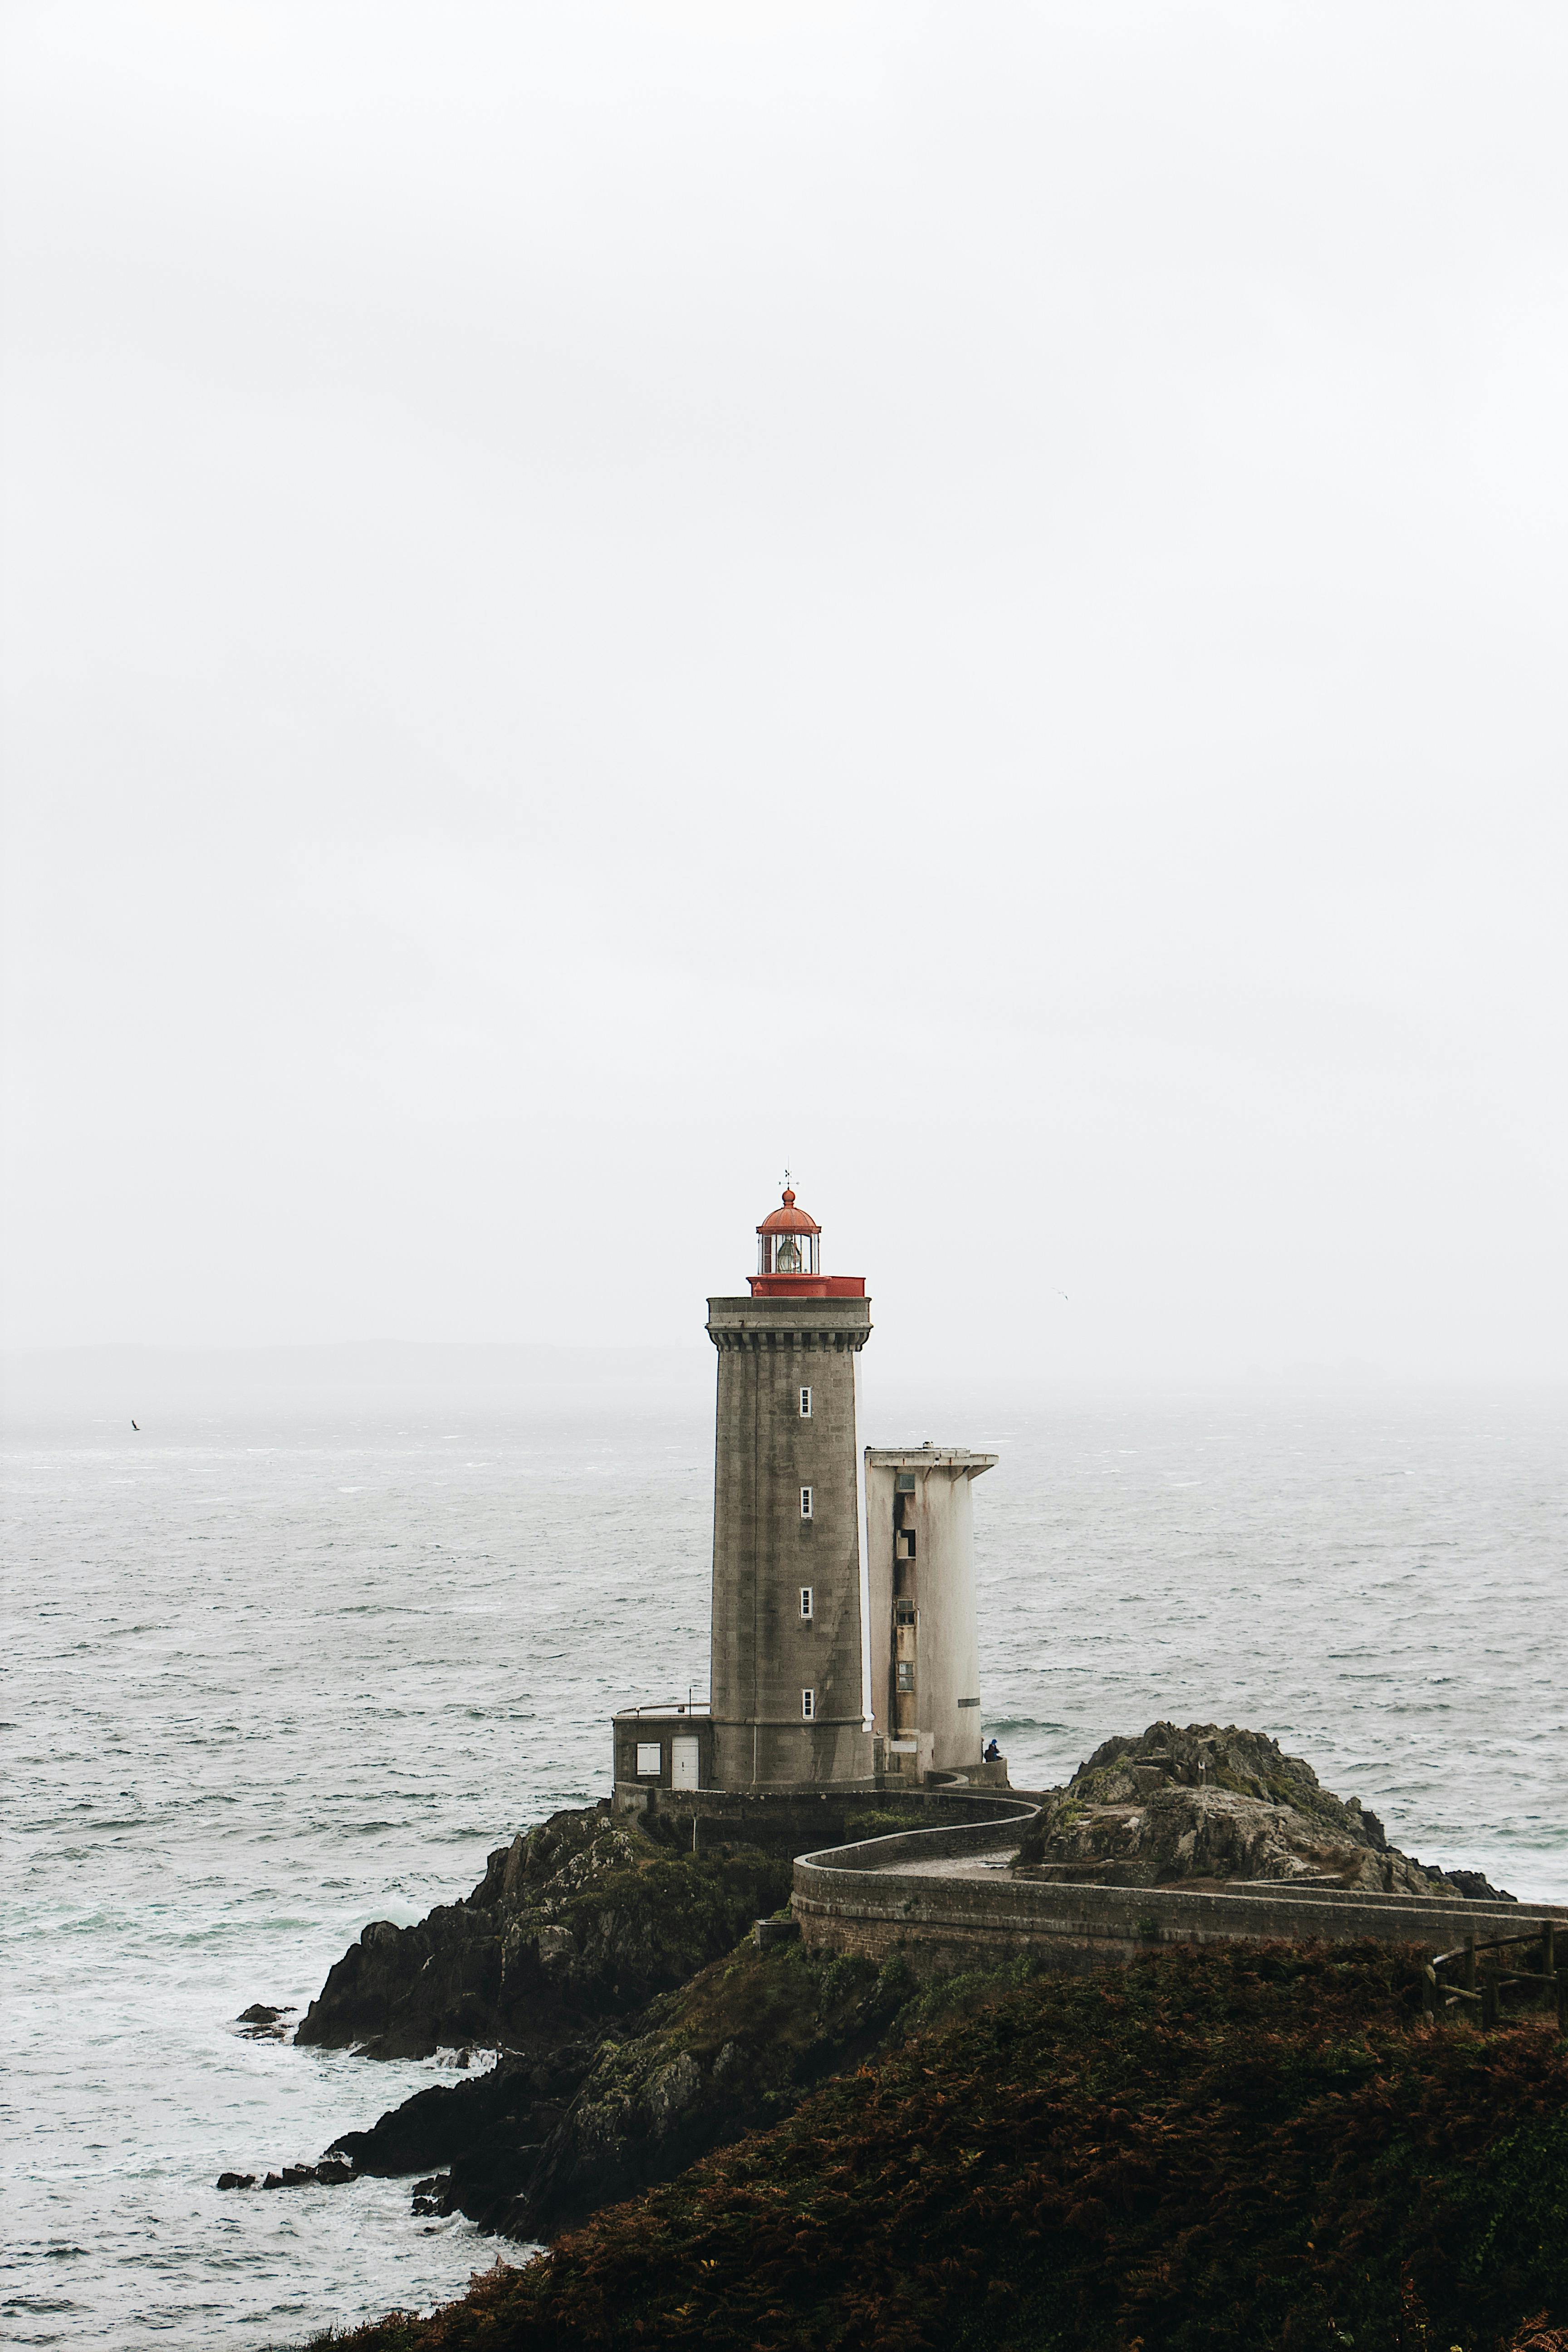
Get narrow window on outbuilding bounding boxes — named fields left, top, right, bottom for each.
left=799, top=1386, right=812, bottom=1417
left=800, top=1485, right=813, bottom=1520
left=802, top=1688, right=816, bottom=1720
left=800, top=1586, right=814, bottom=1621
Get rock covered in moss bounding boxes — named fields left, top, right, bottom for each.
left=1013, top=1721, right=1513, bottom=1897
left=295, top=1806, right=793, bottom=2058
left=332, top=1935, right=916, bottom=2238
left=501, top=1939, right=913, bottom=2236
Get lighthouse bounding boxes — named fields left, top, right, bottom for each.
left=610, top=1185, right=1007, bottom=1803
left=706, top=1188, right=875, bottom=1788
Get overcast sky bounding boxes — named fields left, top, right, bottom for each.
left=2, top=1, right=1564, bottom=1384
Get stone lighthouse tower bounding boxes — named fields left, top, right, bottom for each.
left=706, top=1187, right=876, bottom=1789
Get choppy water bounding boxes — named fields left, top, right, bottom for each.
left=3, top=1383, right=1564, bottom=2348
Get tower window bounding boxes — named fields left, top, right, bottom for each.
left=800, top=1485, right=813, bottom=1520
left=801, top=1688, right=815, bottom=1720
left=799, top=1386, right=812, bottom=1417
left=800, top=1586, right=814, bottom=1621
left=896, top=1661, right=914, bottom=1693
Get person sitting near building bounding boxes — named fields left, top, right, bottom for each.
left=983, top=1737, right=1001, bottom=1763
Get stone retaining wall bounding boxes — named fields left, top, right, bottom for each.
left=793, top=1822, right=1568, bottom=1980
left=615, top=1784, right=1029, bottom=1861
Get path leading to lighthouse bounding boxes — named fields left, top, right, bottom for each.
left=870, top=1847, right=1022, bottom=1878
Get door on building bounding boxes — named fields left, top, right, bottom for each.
left=671, top=1735, right=701, bottom=1790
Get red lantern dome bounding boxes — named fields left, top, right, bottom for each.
left=758, top=1188, right=819, bottom=1258
left=749, top=1187, right=865, bottom=1298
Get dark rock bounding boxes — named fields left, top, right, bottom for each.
left=505, top=1936, right=913, bottom=2238
left=321, top=1922, right=921, bottom=2242
left=224, top=2156, right=345, bottom=2190
left=327, top=2036, right=597, bottom=2185
left=1422, top=1865, right=1516, bottom=1903
left=295, top=1807, right=792, bottom=2058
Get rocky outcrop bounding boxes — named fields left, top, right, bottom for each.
left=234, top=2003, right=295, bottom=2041
left=1440, top=1867, right=1516, bottom=1901
left=295, top=1806, right=794, bottom=2058
left=217, top=2161, right=354, bottom=2190
left=328, top=2031, right=598, bottom=2201
left=283, top=1791, right=995, bottom=2236
left=337, top=1934, right=917, bottom=2237
left=499, top=1937, right=911, bottom=2236
left=1013, top=1722, right=1514, bottom=1899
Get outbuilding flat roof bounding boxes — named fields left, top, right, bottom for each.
left=865, top=1446, right=998, bottom=1474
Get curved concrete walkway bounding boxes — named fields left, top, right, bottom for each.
left=875, top=1847, right=1022, bottom=1878
left=793, top=1797, right=1568, bottom=1981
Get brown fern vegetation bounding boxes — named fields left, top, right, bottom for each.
left=297, top=1940, right=1567, bottom=2352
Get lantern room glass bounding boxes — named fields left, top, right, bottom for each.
left=758, top=1229, right=820, bottom=1276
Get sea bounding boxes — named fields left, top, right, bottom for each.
left=3, top=1370, right=1564, bottom=2350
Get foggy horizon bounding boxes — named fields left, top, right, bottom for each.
left=5, top=1337, right=1560, bottom=1424
left=4, top=4, right=1565, bottom=1387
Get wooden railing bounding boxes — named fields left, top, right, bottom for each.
left=1422, top=1921, right=1565, bottom=2029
